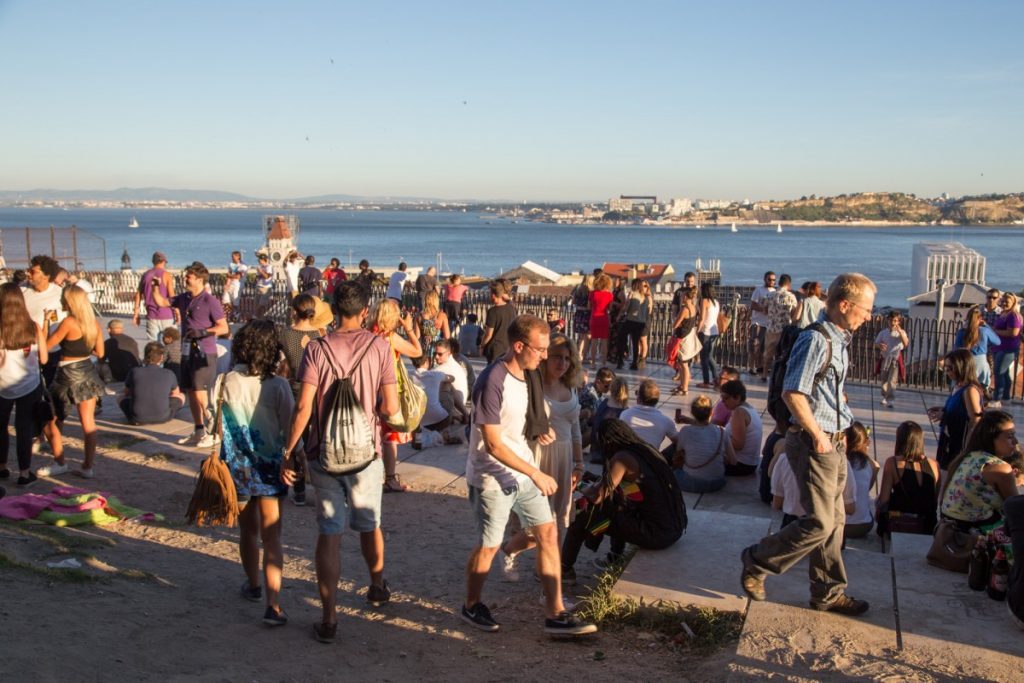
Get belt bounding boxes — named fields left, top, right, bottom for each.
left=789, top=425, right=841, bottom=440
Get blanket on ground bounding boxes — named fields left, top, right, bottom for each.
left=0, top=485, right=163, bottom=526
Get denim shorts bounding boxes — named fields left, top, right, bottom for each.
left=307, top=458, right=384, bottom=534
left=468, top=479, right=553, bottom=548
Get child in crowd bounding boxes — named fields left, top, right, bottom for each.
left=844, top=422, right=879, bottom=539
left=161, top=327, right=183, bottom=389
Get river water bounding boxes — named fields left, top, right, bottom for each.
left=1, top=207, right=1020, bottom=308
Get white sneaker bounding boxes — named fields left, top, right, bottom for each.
left=989, top=400, right=1003, bottom=409
left=500, top=550, right=521, bottom=582
left=879, top=399, right=888, bottom=407
left=36, top=462, right=69, bottom=477
left=196, top=432, right=221, bottom=449
left=75, top=468, right=95, bottom=480
left=177, top=430, right=206, bottom=447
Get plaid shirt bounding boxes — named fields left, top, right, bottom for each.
left=782, top=313, right=853, bottom=433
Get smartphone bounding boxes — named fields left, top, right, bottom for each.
left=674, top=408, right=684, bottom=424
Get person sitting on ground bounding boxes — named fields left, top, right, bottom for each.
left=711, top=366, right=741, bottom=427
left=939, top=409, right=1020, bottom=534
left=100, top=319, right=140, bottom=383
left=721, top=379, right=762, bottom=476
left=758, top=421, right=788, bottom=504
left=457, top=312, right=482, bottom=357
left=120, top=342, right=185, bottom=425
left=673, top=395, right=737, bottom=493
left=448, top=337, right=475, bottom=408
left=620, top=379, right=678, bottom=457
left=410, top=354, right=464, bottom=443
left=844, top=422, right=879, bottom=539
left=589, top=376, right=629, bottom=464
left=875, top=420, right=936, bottom=537
left=161, top=326, right=183, bottom=389
left=579, top=366, right=614, bottom=450
left=772, top=443, right=855, bottom=529
left=561, top=418, right=686, bottom=580
left=431, top=338, right=469, bottom=408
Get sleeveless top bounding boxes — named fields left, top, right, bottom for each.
left=278, top=326, right=323, bottom=398
left=700, top=300, right=720, bottom=336
left=61, top=334, right=93, bottom=358
left=728, top=403, right=762, bottom=467
left=888, top=458, right=937, bottom=529
left=939, top=385, right=971, bottom=469
left=941, top=451, right=1006, bottom=523
left=141, top=267, right=173, bottom=320
left=624, top=295, right=650, bottom=324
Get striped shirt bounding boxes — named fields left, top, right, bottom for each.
left=782, top=313, right=852, bottom=433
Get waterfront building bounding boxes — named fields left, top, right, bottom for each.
left=601, top=262, right=674, bottom=286
left=910, top=242, right=986, bottom=297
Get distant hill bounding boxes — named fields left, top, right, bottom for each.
left=0, top=187, right=257, bottom=202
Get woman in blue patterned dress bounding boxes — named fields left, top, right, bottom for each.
left=215, top=319, right=294, bottom=626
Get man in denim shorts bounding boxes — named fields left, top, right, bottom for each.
left=281, top=281, right=398, bottom=644
left=461, top=314, right=596, bottom=637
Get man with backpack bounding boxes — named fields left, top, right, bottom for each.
left=281, top=281, right=399, bottom=644
left=740, top=273, right=876, bottom=617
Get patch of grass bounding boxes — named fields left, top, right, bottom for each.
left=101, top=434, right=147, bottom=451
left=575, top=551, right=742, bottom=655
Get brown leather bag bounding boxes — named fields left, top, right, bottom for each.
left=926, top=519, right=975, bottom=573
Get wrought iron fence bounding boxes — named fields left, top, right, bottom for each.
left=86, top=271, right=1023, bottom=400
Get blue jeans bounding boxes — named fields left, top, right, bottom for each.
left=994, top=350, right=1017, bottom=401
left=698, top=333, right=719, bottom=384
left=675, top=469, right=726, bottom=493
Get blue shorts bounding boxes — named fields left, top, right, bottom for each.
left=468, top=479, right=553, bottom=548
left=307, top=458, right=384, bottom=535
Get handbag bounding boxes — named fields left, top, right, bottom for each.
left=926, top=519, right=976, bottom=573
left=678, top=328, right=703, bottom=362
left=185, top=377, right=239, bottom=527
left=383, top=339, right=427, bottom=433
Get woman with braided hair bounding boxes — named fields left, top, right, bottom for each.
left=559, top=418, right=686, bottom=582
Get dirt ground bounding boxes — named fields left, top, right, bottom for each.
left=1, top=424, right=1019, bottom=682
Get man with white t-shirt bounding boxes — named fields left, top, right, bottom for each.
left=431, top=339, right=468, bottom=406
left=461, top=314, right=596, bottom=637
left=620, top=380, right=678, bottom=454
left=748, top=271, right=776, bottom=376
left=386, top=262, right=409, bottom=302
left=23, top=255, right=67, bottom=385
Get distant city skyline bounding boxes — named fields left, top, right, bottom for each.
left=2, top=1, right=1022, bottom=201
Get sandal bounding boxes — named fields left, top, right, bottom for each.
left=383, top=475, right=409, bottom=493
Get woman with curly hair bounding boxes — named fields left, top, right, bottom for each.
left=45, top=285, right=103, bottom=478
left=369, top=298, right=422, bottom=492
left=216, top=318, right=294, bottom=626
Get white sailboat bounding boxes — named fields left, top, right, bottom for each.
left=730, top=222, right=738, bottom=233
left=777, top=223, right=783, bottom=233
left=128, top=216, right=139, bottom=229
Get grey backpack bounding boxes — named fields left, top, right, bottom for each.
left=316, top=337, right=378, bottom=475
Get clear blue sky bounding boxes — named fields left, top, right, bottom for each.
left=2, top=1, right=1021, bottom=201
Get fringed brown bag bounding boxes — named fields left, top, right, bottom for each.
left=186, top=377, right=238, bottom=527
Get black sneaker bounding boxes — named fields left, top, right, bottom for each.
left=592, top=553, right=624, bottom=572
left=367, top=580, right=391, bottom=607
left=16, top=472, right=38, bottom=488
left=811, top=593, right=869, bottom=616
left=561, top=566, right=577, bottom=586
left=313, top=621, right=337, bottom=643
left=544, top=611, right=598, bottom=636
left=262, top=605, right=288, bottom=627
left=460, top=602, right=500, bottom=632
left=240, top=581, right=262, bottom=602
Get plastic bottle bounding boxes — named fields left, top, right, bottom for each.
left=968, top=540, right=990, bottom=591
left=986, top=548, right=1009, bottom=601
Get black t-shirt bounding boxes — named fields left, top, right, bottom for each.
left=483, top=303, right=518, bottom=362
left=416, top=273, right=437, bottom=295
left=104, top=333, right=141, bottom=382
left=299, top=266, right=323, bottom=296
left=125, top=365, right=179, bottom=424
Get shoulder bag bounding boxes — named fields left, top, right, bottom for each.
left=926, top=519, right=975, bottom=573
left=383, top=337, right=427, bottom=433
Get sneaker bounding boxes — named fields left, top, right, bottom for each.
left=592, top=553, right=624, bottom=572
left=313, top=621, right=337, bottom=643
left=460, top=602, right=500, bottom=632
left=539, top=594, right=576, bottom=611
left=262, top=605, right=288, bottom=627
left=988, top=400, right=1003, bottom=409
left=366, top=580, right=391, bottom=607
left=292, top=491, right=307, bottom=507
left=740, top=546, right=767, bottom=601
left=36, top=462, right=69, bottom=477
left=16, top=472, right=38, bottom=488
left=561, top=566, right=577, bottom=586
left=887, top=402, right=895, bottom=410
left=811, top=593, right=869, bottom=616
left=500, top=550, right=521, bottom=582
left=196, top=432, right=221, bottom=449
left=544, top=611, right=597, bottom=636
left=879, top=399, right=888, bottom=407
left=240, top=581, right=262, bottom=602
left=177, top=430, right=205, bottom=447
left=75, top=468, right=95, bottom=480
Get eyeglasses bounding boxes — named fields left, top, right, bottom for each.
left=525, top=344, right=549, bottom=357
left=433, top=351, right=448, bottom=357
left=845, top=300, right=872, bottom=315
left=987, top=295, right=999, bottom=300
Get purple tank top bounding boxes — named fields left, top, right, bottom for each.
left=141, top=267, right=173, bottom=320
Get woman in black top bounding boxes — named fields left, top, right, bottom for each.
left=876, top=421, right=939, bottom=536
left=481, top=279, right=516, bottom=362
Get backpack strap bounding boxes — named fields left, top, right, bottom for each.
left=807, top=322, right=839, bottom=433
left=317, top=334, right=377, bottom=382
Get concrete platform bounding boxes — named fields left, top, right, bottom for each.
left=613, top=509, right=772, bottom=612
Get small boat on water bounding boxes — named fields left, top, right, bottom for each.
left=730, top=222, right=738, bottom=233
left=129, top=216, right=139, bottom=229
left=777, top=223, right=783, bottom=233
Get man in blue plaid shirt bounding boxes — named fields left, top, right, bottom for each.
left=740, top=273, right=876, bottom=616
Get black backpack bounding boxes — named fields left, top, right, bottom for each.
left=766, top=322, right=831, bottom=426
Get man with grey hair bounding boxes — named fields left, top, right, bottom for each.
left=416, top=266, right=438, bottom=308
left=741, top=273, right=877, bottom=617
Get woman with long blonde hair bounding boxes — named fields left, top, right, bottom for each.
left=45, top=285, right=104, bottom=478
left=417, top=290, right=450, bottom=360
left=369, top=298, right=422, bottom=493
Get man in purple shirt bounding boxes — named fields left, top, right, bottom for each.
left=172, top=262, right=228, bottom=448
left=132, top=252, right=176, bottom=341
left=281, top=280, right=398, bottom=645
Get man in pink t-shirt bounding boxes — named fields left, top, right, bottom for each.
left=282, top=281, right=398, bottom=644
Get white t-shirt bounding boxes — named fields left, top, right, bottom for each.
left=387, top=271, right=409, bottom=300
left=847, top=460, right=874, bottom=525
left=434, top=356, right=468, bottom=406
left=0, top=344, right=42, bottom=399
left=620, top=404, right=677, bottom=451
left=284, top=261, right=301, bottom=293
left=772, top=453, right=856, bottom=517
left=413, top=367, right=450, bottom=427
left=750, top=285, right=776, bottom=327
left=873, top=328, right=904, bottom=360
left=466, top=361, right=533, bottom=491
left=23, top=283, right=66, bottom=330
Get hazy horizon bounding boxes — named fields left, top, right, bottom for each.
left=3, top=1, right=1022, bottom=200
